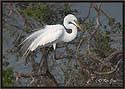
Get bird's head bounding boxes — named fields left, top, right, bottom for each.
left=64, top=14, right=83, bottom=31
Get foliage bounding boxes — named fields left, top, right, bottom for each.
left=2, top=67, right=14, bottom=86
left=93, top=32, right=116, bottom=58
left=22, top=3, right=77, bottom=25
left=108, top=17, right=115, bottom=26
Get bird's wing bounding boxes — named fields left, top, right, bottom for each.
left=29, top=25, right=64, bottom=51
left=19, top=27, right=46, bottom=46
left=20, top=25, right=64, bottom=57
left=19, top=27, right=46, bottom=55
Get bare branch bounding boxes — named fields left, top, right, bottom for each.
left=15, top=72, right=46, bottom=79
left=82, top=3, right=92, bottom=22
left=93, top=59, right=122, bottom=75
left=104, top=49, right=122, bottom=62
left=90, top=4, right=101, bottom=40
left=92, top=3, right=109, bottom=19
left=75, top=39, right=84, bottom=60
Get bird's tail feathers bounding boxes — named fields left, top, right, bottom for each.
left=18, top=28, right=46, bottom=57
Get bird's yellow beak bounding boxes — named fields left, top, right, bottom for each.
left=74, top=21, right=83, bottom=31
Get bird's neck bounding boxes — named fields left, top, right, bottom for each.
left=63, top=21, right=77, bottom=42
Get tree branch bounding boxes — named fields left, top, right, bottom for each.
left=93, top=59, right=122, bottom=75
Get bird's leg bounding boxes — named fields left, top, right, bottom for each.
left=54, top=49, right=57, bottom=60
left=52, top=43, right=57, bottom=61
left=52, top=50, right=56, bottom=66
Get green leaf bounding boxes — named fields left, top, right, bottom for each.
left=108, top=17, right=115, bottom=26
left=3, top=67, right=14, bottom=86
left=116, top=22, right=121, bottom=29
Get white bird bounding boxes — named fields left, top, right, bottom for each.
left=19, top=14, right=82, bottom=57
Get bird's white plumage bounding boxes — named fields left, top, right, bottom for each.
left=20, top=14, right=81, bottom=57
left=29, top=25, right=64, bottom=51
left=19, top=27, right=46, bottom=46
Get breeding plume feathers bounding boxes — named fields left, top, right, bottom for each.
left=20, top=25, right=64, bottom=57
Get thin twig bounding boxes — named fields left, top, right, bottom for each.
left=104, top=49, right=122, bottom=62
left=92, top=3, right=109, bottom=19
left=76, top=39, right=84, bottom=60
left=82, top=3, right=92, bottom=22
left=15, top=72, right=46, bottom=79
left=93, top=59, right=122, bottom=75
left=90, top=6, right=101, bottom=40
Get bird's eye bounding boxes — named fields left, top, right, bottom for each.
left=69, top=22, right=73, bottom=24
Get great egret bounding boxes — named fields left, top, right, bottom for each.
left=19, top=14, right=82, bottom=57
